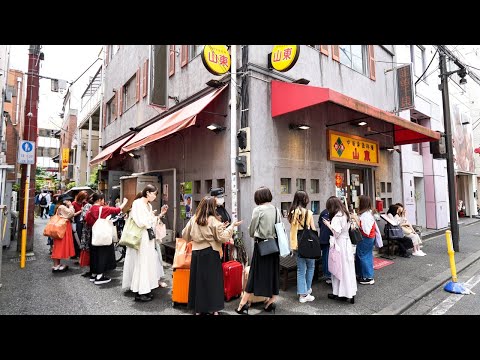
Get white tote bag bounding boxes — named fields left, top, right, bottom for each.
left=275, top=207, right=290, bottom=257
left=91, top=206, right=114, bottom=246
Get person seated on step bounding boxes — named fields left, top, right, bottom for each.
left=383, top=206, right=414, bottom=258
left=393, top=203, right=426, bottom=257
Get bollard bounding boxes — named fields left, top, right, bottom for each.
left=444, top=230, right=473, bottom=294
left=445, top=230, right=457, bottom=282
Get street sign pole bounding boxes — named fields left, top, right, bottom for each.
left=18, top=140, right=35, bottom=268
left=20, top=164, right=30, bottom=268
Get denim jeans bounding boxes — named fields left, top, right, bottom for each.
left=297, top=254, right=316, bottom=295
left=320, top=243, right=331, bottom=278
left=355, top=236, right=375, bottom=279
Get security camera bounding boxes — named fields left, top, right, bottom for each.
left=27, top=112, right=33, bottom=117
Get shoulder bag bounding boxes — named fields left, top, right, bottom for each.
left=257, top=206, right=280, bottom=257
left=327, top=236, right=342, bottom=279
left=91, top=207, right=114, bottom=246
left=384, top=222, right=404, bottom=240
left=274, top=207, right=290, bottom=257
left=297, top=211, right=322, bottom=259
left=43, top=212, right=68, bottom=240
left=348, top=219, right=362, bottom=245
left=119, top=217, right=143, bottom=250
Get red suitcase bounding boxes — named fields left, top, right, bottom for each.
left=222, top=260, right=243, bottom=301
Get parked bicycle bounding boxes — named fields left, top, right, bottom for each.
left=112, top=212, right=127, bottom=263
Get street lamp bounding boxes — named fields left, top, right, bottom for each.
left=438, top=46, right=464, bottom=252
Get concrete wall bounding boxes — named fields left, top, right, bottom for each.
left=396, top=45, right=448, bottom=229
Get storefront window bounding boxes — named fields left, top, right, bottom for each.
left=310, top=179, right=319, bottom=193
left=281, top=202, right=291, bottom=218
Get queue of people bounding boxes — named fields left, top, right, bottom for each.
left=43, top=182, right=426, bottom=314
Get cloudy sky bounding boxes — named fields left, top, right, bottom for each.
left=9, top=45, right=102, bottom=130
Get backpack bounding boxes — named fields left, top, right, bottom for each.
left=40, top=194, right=47, bottom=206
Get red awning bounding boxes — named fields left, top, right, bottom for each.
left=122, top=85, right=228, bottom=153
left=89, top=134, right=135, bottom=166
left=271, top=80, right=440, bottom=145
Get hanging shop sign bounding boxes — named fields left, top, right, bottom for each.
left=201, top=45, right=231, bottom=75
left=327, top=130, right=379, bottom=166
left=62, top=148, right=70, bottom=170
left=271, top=45, right=300, bottom=72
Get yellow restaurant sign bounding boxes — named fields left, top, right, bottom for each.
left=327, top=130, right=379, bottom=166
left=271, top=45, right=300, bottom=72
left=201, top=45, right=231, bottom=76
left=62, top=148, right=69, bottom=170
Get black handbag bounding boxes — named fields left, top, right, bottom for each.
left=348, top=220, right=362, bottom=245
left=146, top=228, right=156, bottom=241
left=257, top=237, right=280, bottom=256
left=384, top=223, right=404, bottom=240
left=297, top=213, right=322, bottom=259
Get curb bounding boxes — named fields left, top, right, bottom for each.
left=421, top=219, right=480, bottom=241
left=376, top=249, right=480, bottom=315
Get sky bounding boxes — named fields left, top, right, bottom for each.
left=9, top=45, right=102, bottom=130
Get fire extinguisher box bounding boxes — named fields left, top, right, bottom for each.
left=376, top=200, right=383, bottom=212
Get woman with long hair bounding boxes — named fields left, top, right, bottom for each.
left=288, top=190, right=317, bottom=303
left=122, top=184, right=168, bottom=302
left=85, top=192, right=128, bottom=285
left=352, top=195, right=377, bottom=285
left=322, top=196, right=357, bottom=304
left=394, top=203, right=425, bottom=256
left=71, top=190, right=89, bottom=259
left=182, top=196, right=242, bottom=315
left=235, top=186, right=279, bottom=314
left=51, top=194, right=76, bottom=272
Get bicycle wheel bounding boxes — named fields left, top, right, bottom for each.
left=114, top=243, right=126, bottom=263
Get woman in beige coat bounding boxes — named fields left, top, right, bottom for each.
left=182, top=196, right=242, bottom=315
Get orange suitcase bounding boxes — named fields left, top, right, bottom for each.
left=172, top=268, right=190, bottom=306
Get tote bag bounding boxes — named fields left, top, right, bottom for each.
left=348, top=220, right=362, bottom=245
left=274, top=207, right=290, bottom=257
left=328, top=237, right=343, bottom=279
left=384, top=222, right=404, bottom=240
left=118, top=217, right=142, bottom=250
left=91, top=207, right=114, bottom=246
left=173, top=238, right=192, bottom=269
left=297, top=213, right=322, bottom=259
left=43, top=214, right=68, bottom=239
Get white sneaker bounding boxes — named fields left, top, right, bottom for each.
left=412, top=251, right=426, bottom=257
left=299, top=294, right=315, bottom=303
left=418, top=250, right=426, bottom=256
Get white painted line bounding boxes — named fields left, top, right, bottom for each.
left=428, top=275, right=480, bottom=315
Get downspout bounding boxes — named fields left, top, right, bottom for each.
left=14, top=76, right=22, bottom=125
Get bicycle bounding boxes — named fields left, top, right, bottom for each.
left=112, top=213, right=126, bottom=263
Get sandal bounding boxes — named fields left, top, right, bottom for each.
left=159, top=281, right=168, bottom=288
left=58, top=265, right=69, bottom=272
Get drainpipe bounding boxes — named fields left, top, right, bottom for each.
left=13, top=76, right=22, bottom=125
left=230, top=45, right=238, bottom=224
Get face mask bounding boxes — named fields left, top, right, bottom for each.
left=217, top=197, right=225, bottom=206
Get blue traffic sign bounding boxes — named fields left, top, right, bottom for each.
left=18, top=140, right=36, bottom=164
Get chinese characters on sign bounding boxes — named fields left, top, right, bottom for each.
left=327, top=130, right=379, bottom=166
left=201, top=45, right=231, bottom=76
left=271, top=45, right=300, bottom=72
left=62, top=148, right=70, bottom=170
left=18, top=140, right=35, bottom=164
left=397, top=64, right=415, bottom=111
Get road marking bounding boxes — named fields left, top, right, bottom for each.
left=428, top=275, right=480, bottom=315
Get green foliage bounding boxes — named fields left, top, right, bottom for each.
left=66, top=182, right=76, bottom=190
left=12, top=183, right=20, bottom=192
left=86, top=166, right=100, bottom=190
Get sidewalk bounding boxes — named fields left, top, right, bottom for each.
left=2, top=217, right=480, bottom=315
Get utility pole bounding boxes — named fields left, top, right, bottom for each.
left=18, top=45, right=42, bottom=254
left=438, top=47, right=460, bottom=251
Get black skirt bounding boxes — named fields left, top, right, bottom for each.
left=90, top=243, right=116, bottom=274
left=245, top=240, right=280, bottom=297
left=188, top=247, right=224, bottom=313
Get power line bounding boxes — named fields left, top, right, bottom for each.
left=415, top=48, right=439, bottom=86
